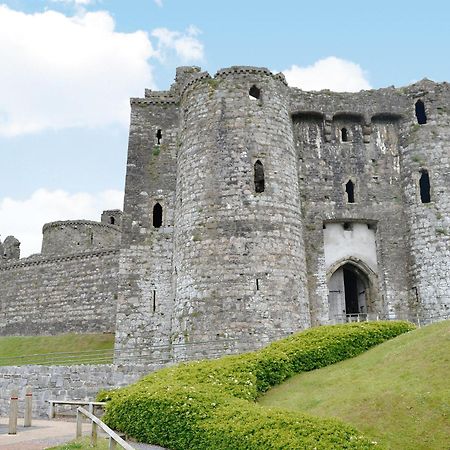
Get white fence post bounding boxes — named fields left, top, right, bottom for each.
left=8, top=389, right=18, bottom=435
left=24, top=386, right=32, bottom=427
left=49, top=400, right=55, bottom=419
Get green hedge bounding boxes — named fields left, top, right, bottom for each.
left=100, top=321, right=414, bottom=449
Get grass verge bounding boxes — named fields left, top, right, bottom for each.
left=259, top=320, right=450, bottom=450
left=0, top=333, right=114, bottom=366
left=47, top=437, right=109, bottom=449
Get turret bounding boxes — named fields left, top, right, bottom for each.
left=171, top=66, right=310, bottom=358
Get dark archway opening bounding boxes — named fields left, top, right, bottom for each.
left=328, top=262, right=370, bottom=323
left=346, top=180, right=355, bottom=203
left=153, top=203, right=163, bottom=228
left=110, top=217, right=115, bottom=225
left=249, top=85, right=261, bottom=100
left=341, top=127, right=348, bottom=142
left=419, top=169, right=431, bottom=203
left=343, top=267, right=360, bottom=314
left=254, top=160, right=265, bottom=193
left=415, top=100, right=427, bottom=125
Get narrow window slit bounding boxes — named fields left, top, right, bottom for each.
left=156, top=129, right=162, bottom=144
left=345, top=180, right=355, bottom=203
left=415, top=100, right=427, bottom=125
left=341, top=128, right=348, bottom=142
left=152, top=290, right=156, bottom=312
left=419, top=169, right=431, bottom=203
left=254, top=160, right=265, bottom=193
left=249, top=85, right=261, bottom=100
left=153, top=203, right=163, bottom=228
left=256, top=279, right=259, bottom=291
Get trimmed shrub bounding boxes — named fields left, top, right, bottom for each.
left=100, top=321, right=414, bottom=449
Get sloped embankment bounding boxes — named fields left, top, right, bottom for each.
left=260, top=320, right=450, bottom=450
left=99, top=321, right=414, bottom=449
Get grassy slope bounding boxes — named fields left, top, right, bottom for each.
left=0, top=333, right=114, bottom=365
left=259, top=321, right=450, bottom=450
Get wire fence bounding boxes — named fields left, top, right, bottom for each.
left=0, top=349, right=115, bottom=367
left=1, top=314, right=448, bottom=367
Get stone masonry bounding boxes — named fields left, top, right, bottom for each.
left=0, top=66, right=448, bottom=366
left=114, top=66, right=450, bottom=364
left=0, top=211, right=121, bottom=335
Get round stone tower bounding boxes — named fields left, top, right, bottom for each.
left=172, top=67, right=310, bottom=357
left=41, top=220, right=121, bottom=255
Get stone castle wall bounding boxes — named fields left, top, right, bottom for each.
left=0, top=65, right=448, bottom=366
left=399, top=82, right=450, bottom=319
left=0, top=210, right=122, bottom=336
left=0, top=250, right=119, bottom=336
left=115, top=67, right=450, bottom=363
left=114, top=83, right=180, bottom=362
left=290, top=88, right=413, bottom=324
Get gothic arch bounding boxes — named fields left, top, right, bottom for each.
left=327, top=257, right=380, bottom=322
left=326, top=256, right=377, bottom=283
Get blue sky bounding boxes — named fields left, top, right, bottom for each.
left=1, top=0, right=449, bottom=255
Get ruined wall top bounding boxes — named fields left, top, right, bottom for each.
left=1, top=236, right=20, bottom=262
left=41, top=213, right=121, bottom=256
left=0, top=210, right=122, bottom=265
left=130, top=66, right=450, bottom=127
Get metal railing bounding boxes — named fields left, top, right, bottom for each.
left=76, top=406, right=135, bottom=449
left=332, top=312, right=450, bottom=327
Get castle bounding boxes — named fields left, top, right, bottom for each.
left=1, top=66, right=449, bottom=365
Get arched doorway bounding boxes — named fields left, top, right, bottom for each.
left=328, top=262, right=372, bottom=323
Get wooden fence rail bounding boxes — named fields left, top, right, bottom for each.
left=76, top=406, right=135, bottom=450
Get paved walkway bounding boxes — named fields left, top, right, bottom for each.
left=0, top=417, right=165, bottom=450
left=0, top=417, right=89, bottom=449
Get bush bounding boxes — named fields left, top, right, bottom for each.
left=100, top=321, right=414, bottom=449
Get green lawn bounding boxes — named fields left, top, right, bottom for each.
left=0, top=333, right=115, bottom=366
left=48, top=437, right=109, bottom=450
left=259, top=320, right=450, bottom=450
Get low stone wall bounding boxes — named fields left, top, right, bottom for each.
left=0, top=363, right=159, bottom=418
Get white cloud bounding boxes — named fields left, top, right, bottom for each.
left=283, top=57, right=371, bottom=92
left=0, top=6, right=206, bottom=136
left=0, top=6, right=156, bottom=136
left=0, top=189, right=123, bottom=257
left=154, top=0, right=163, bottom=6
left=152, top=26, right=204, bottom=62
left=51, top=0, right=94, bottom=4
